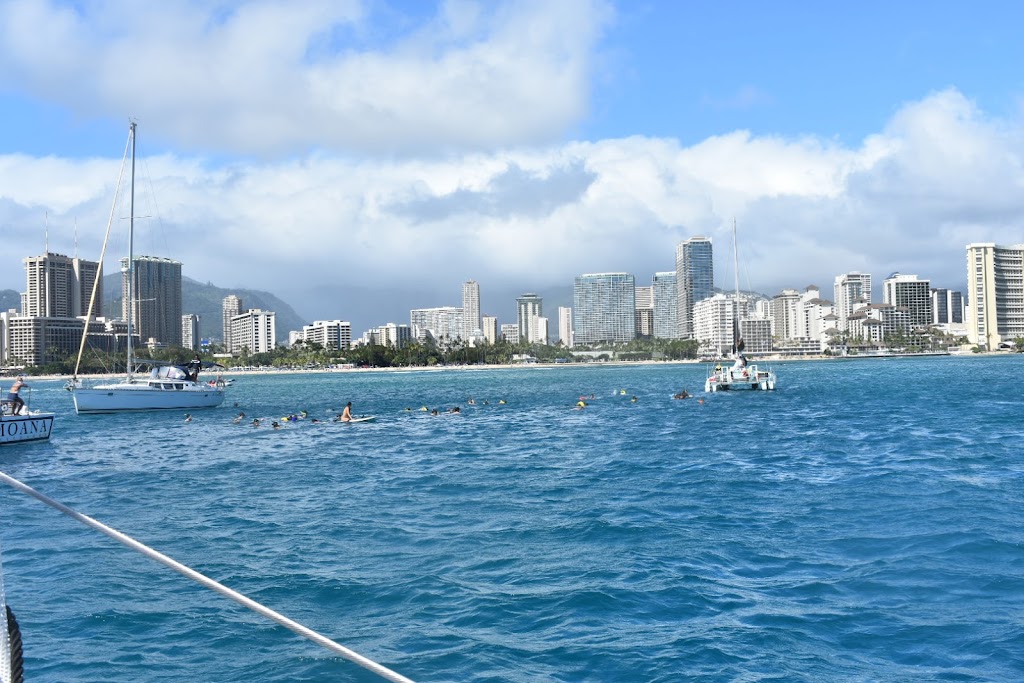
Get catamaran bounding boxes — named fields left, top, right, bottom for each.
left=67, top=122, right=226, bottom=414
left=705, top=222, right=777, bottom=392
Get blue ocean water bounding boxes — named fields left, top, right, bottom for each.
left=1, top=356, right=1022, bottom=682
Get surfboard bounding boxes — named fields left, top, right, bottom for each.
left=346, top=416, right=376, bottom=423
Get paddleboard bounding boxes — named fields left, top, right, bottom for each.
left=345, top=416, right=376, bottom=423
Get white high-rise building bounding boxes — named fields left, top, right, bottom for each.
left=769, top=289, right=801, bottom=341
left=223, top=295, right=242, bottom=351
left=883, top=273, right=932, bottom=328
left=23, top=252, right=102, bottom=319
left=516, top=294, right=543, bottom=344
left=230, top=309, right=276, bottom=354
left=834, top=272, right=872, bottom=332
left=799, top=286, right=834, bottom=342
left=482, top=315, right=498, bottom=345
left=536, top=317, right=549, bottom=345
left=675, top=237, right=714, bottom=339
left=462, top=280, right=481, bottom=341
left=966, top=243, right=1024, bottom=349
left=573, top=273, right=636, bottom=344
left=410, top=307, right=464, bottom=342
left=500, top=323, right=520, bottom=343
left=652, top=272, right=677, bottom=339
left=181, top=314, right=200, bottom=350
left=635, top=285, right=654, bottom=338
left=558, top=306, right=573, bottom=347
left=301, top=320, right=352, bottom=350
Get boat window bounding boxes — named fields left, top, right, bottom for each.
left=163, top=383, right=174, bottom=390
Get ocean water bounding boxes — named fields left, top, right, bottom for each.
left=1, top=356, right=1022, bottom=682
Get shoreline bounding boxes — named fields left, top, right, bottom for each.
left=18, top=350, right=1000, bottom=383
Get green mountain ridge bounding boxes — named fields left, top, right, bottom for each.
left=0, top=278, right=306, bottom=344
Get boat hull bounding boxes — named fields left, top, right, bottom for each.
left=705, top=366, right=777, bottom=392
left=72, top=385, right=225, bottom=414
left=0, top=413, right=55, bottom=444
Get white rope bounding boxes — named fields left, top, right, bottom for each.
left=0, top=471, right=416, bottom=683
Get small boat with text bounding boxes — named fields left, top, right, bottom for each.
left=66, top=122, right=226, bottom=414
left=1, top=394, right=54, bottom=445
left=704, top=221, right=777, bottom=392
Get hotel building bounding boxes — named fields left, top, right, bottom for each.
left=675, top=237, right=714, bottom=339
left=652, top=271, right=677, bottom=339
left=124, top=255, right=182, bottom=347
left=883, top=273, right=932, bottom=328
left=833, top=272, right=872, bottom=331
left=966, top=243, right=1024, bottom=349
left=572, top=273, right=636, bottom=345
left=462, top=280, right=481, bottom=340
left=230, top=309, right=277, bottom=354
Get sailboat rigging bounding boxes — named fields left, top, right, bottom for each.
left=66, top=122, right=226, bottom=414
left=704, top=221, right=777, bottom=392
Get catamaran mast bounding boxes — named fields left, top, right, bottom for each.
left=126, top=121, right=136, bottom=379
left=732, top=219, right=744, bottom=355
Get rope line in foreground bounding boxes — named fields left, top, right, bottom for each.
left=0, top=471, right=416, bottom=683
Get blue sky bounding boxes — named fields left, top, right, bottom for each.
left=1, top=0, right=1023, bottom=332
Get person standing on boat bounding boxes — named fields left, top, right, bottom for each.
left=7, top=375, right=28, bottom=415
left=186, top=353, right=202, bottom=382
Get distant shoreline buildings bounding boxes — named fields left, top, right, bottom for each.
left=10, top=237, right=1024, bottom=368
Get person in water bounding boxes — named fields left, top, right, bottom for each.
left=340, top=402, right=353, bottom=422
left=7, top=375, right=28, bottom=415
left=673, top=390, right=690, bottom=400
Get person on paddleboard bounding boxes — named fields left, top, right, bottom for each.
left=340, top=402, right=353, bottom=422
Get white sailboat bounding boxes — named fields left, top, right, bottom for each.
left=704, top=222, right=777, bottom=392
left=67, top=122, right=226, bottom=414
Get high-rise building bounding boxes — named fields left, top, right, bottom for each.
left=223, top=295, right=242, bottom=351
left=799, top=286, right=833, bottom=342
left=833, top=272, right=872, bottom=332
left=883, top=273, right=932, bottom=328
left=500, top=323, right=520, bottom=343
left=931, top=288, right=964, bottom=325
left=123, top=255, right=182, bottom=347
left=770, top=289, right=801, bottom=341
left=410, top=307, right=464, bottom=342
left=481, top=315, right=498, bottom=345
left=301, top=320, right=352, bottom=350
left=516, top=294, right=543, bottom=344
left=230, top=309, right=276, bottom=354
left=966, top=243, right=1024, bottom=349
left=652, top=271, right=677, bottom=339
left=22, top=252, right=102, bottom=319
left=558, top=306, right=573, bottom=347
left=462, top=280, right=481, bottom=341
left=573, top=273, right=636, bottom=345
left=675, top=237, right=714, bottom=339
left=536, top=317, right=549, bottom=345
left=635, top=285, right=654, bottom=338
left=181, top=314, right=200, bottom=351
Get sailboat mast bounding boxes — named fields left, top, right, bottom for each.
left=126, top=121, right=136, bottom=378
left=732, top=220, right=742, bottom=355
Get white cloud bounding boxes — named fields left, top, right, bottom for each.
left=0, top=0, right=612, bottom=156
left=1, top=89, right=1023, bottom=332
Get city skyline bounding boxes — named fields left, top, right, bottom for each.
left=1, top=2, right=1023, bottom=335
